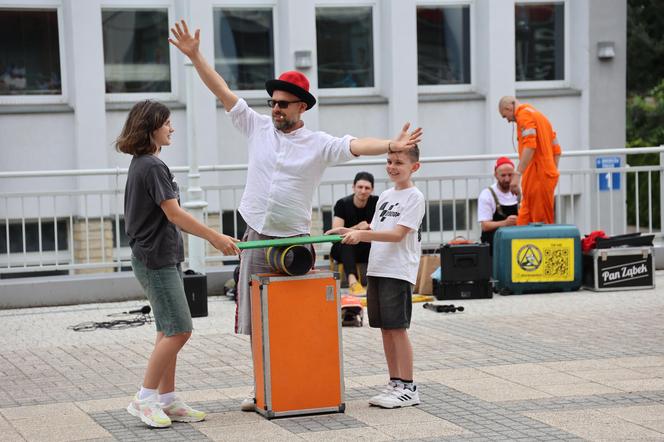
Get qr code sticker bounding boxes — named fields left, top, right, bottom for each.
left=543, top=247, right=569, bottom=277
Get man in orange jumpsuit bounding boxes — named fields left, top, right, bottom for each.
left=498, top=96, right=561, bottom=225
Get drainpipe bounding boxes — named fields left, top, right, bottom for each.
left=182, top=57, right=207, bottom=274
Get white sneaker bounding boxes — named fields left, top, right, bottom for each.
left=162, top=397, right=206, bottom=422
left=241, top=386, right=255, bottom=412
left=368, top=380, right=400, bottom=406
left=370, top=385, right=420, bottom=409
left=127, top=393, right=172, bottom=428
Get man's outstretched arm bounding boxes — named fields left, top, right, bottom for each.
left=169, top=20, right=239, bottom=111
left=350, top=123, right=423, bottom=156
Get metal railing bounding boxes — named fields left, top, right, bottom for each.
left=1, top=146, right=662, bottom=277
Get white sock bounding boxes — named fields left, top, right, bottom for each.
left=160, top=391, right=176, bottom=406
left=138, top=386, right=157, bottom=400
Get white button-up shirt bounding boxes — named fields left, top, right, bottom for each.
left=228, top=99, right=355, bottom=236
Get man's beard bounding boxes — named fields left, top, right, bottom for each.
left=272, top=115, right=298, bottom=131
left=498, top=181, right=511, bottom=192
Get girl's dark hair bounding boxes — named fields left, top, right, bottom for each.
left=115, top=100, right=171, bottom=156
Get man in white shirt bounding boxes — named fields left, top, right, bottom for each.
left=169, top=20, right=422, bottom=410
left=477, top=157, right=519, bottom=254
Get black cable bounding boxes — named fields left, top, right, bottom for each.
left=68, top=310, right=153, bottom=332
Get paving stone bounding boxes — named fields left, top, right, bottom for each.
left=0, top=274, right=663, bottom=440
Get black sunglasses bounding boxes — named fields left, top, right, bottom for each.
left=267, top=99, right=303, bottom=109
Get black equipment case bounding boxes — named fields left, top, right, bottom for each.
left=183, top=270, right=208, bottom=317
left=434, top=243, right=492, bottom=300
left=583, top=246, right=655, bottom=291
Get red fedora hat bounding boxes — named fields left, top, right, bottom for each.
left=265, top=71, right=316, bottom=110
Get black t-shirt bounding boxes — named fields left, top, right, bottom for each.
left=333, top=194, right=379, bottom=228
left=124, top=154, right=184, bottom=269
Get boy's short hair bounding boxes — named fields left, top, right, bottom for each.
left=353, top=171, right=374, bottom=187
left=391, top=145, right=419, bottom=163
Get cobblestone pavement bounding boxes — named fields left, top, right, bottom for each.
left=1, top=272, right=663, bottom=441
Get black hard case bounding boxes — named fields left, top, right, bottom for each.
left=183, top=272, right=208, bottom=317
left=440, top=243, right=491, bottom=282
left=582, top=246, right=655, bottom=291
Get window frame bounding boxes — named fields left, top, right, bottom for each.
left=212, top=1, right=279, bottom=100
left=101, top=0, right=178, bottom=102
left=514, top=0, right=569, bottom=90
left=315, top=0, right=380, bottom=97
left=0, top=0, right=68, bottom=105
left=416, top=0, right=475, bottom=94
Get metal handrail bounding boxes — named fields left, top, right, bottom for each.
left=1, top=146, right=662, bottom=276
left=1, top=146, right=662, bottom=179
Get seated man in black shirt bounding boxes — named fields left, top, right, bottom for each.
left=329, top=171, right=378, bottom=295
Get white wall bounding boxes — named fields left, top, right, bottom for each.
left=0, top=113, right=76, bottom=196
left=0, top=0, right=627, bottom=222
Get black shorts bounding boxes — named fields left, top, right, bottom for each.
left=366, top=276, right=413, bottom=329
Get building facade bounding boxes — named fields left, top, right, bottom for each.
left=0, top=0, right=627, bottom=275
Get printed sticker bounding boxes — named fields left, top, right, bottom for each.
left=511, top=238, right=574, bottom=282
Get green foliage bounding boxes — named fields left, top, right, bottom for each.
left=626, top=80, right=663, bottom=229
left=627, top=0, right=664, bottom=95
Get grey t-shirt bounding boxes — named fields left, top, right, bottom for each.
left=124, top=154, right=184, bottom=269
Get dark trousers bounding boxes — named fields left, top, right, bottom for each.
left=330, top=242, right=371, bottom=279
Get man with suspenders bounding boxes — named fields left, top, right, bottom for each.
left=477, top=157, right=519, bottom=254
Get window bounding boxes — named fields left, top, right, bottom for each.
left=0, top=8, right=62, bottom=96
left=1, top=220, right=68, bottom=254
left=421, top=201, right=467, bottom=232
left=214, top=8, right=274, bottom=91
left=515, top=2, right=565, bottom=82
left=112, top=218, right=130, bottom=248
left=221, top=211, right=246, bottom=238
left=316, top=7, right=374, bottom=89
left=417, top=5, right=471, bottom=86
left=102, top=9, right=171, bottom=94
left=322, top=209, right=333, bottom=233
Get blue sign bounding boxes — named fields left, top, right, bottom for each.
left=596, top=156, right=621, bottom=191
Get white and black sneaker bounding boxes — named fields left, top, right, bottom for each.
left=368, top=380, right=400, bottom=406
left=370, top=385, right=420, bottom=409
left=240, top=386, right=255, bottom=412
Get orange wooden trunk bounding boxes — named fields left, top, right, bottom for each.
left=250, top=271, right=345, bottom=419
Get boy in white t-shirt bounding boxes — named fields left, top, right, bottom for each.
left=328, top=146, right=425, bottom=408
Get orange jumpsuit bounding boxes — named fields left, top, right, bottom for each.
left=515, top=103, right=561, bottom=225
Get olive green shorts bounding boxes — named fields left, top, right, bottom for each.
left=131, top=256, right=193, bottom=336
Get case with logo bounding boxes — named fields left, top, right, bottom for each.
left=582, top=246, right=655, bottom=291
left=250, top=271, right=345, bottom=419
left=493, top=224, right=582, bottom=295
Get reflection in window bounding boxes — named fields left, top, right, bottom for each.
left=417, top=5, right=470, bottom=85
left=102, top=9, right=170, bottom=93
left=515, top=3, right=564, bottom=81
left=214, top=9, right=274, bottom=90
left=0, top=9, right=61, bottom=95
left=316, top=7, right=374, bottom=89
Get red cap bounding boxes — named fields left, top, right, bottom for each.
left=494, top=156, right=515, bottom=170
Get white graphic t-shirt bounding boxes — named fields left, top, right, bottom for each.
left=367, top=186, right=425, bottom=284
